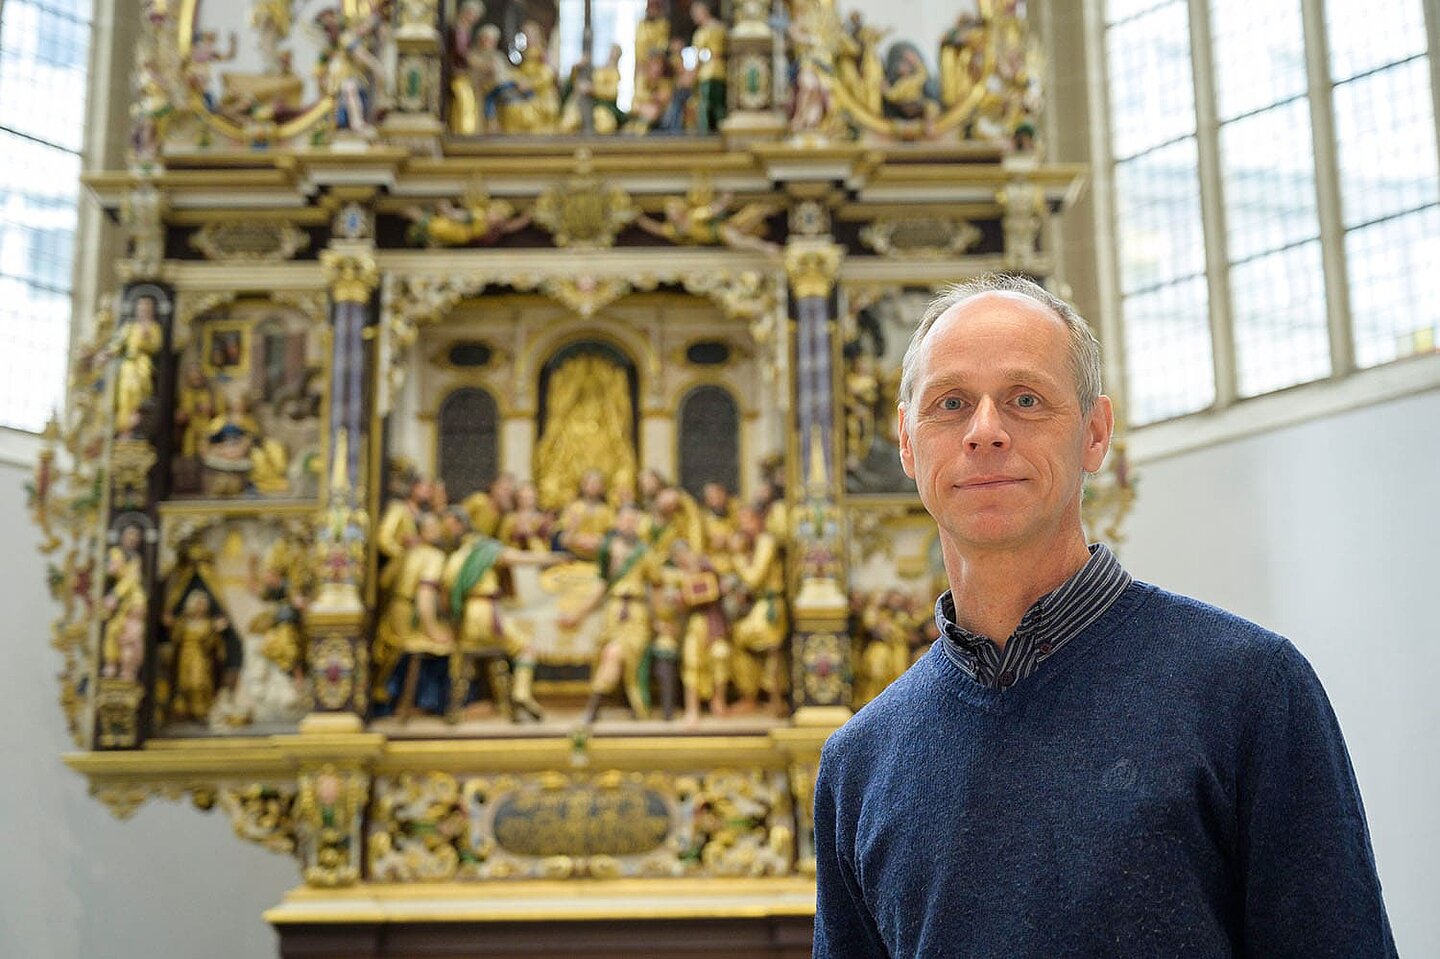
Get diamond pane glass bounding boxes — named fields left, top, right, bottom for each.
left=1325, top=0, right=1428, bottom=83
left=1105, top=0, right=1170, bottom=25
left=1210, top=0, right=1308, bottom=121
left=0, top=0, right=92, bottom=150
left=1122, top=277, right=1216, bottom=424
left=1114, top=138, right=1207, bottom=293
left=1333, top=59, right=1440, bottom=229
left=1220, top=100, right=1321, bottom=263
left=1106, top=1, right=1197, bottom=159
left=1231, top=241, right=1331, bottom=396
left=1347, top=207, right=1440, bottom=368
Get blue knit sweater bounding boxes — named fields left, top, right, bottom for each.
left=813, top=582, right=1396, bottom=958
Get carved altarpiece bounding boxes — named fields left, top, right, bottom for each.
left=34, top=1, right=1134, bottom=954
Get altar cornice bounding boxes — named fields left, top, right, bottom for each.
left=84, top=145, right=1088, bottom=218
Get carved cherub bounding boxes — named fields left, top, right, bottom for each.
left=402, top=188, right=532, bottom=248
left=634, top=178, right=781, bottom=255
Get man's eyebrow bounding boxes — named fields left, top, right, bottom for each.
left=917, top=367, right=1061, bottom=395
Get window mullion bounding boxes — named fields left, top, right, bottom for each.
left=1186, top=0, right=1238, bottom=409
left=1082, top=0, right=1134, bottom=426
left=1427, top=0, right=1440, bottom=196
left=1299, top=0, right=1354, bottom=379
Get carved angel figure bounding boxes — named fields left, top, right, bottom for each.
left=635, top=181, right=782, bottom=254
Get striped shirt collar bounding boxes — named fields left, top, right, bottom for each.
left=935, top=543, right=1132, bottom=691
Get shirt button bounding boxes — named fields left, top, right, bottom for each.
left=998, top=670, right=1016, bottom=688
left=1037, top=642, right=1053, bottom=657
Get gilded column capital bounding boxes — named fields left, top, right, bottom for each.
left=784, top=241, right=843, bottom=299
left=320, top=249, right=380, bottom=305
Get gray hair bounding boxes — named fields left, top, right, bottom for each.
left=896, top=274, right=1102, bottom=421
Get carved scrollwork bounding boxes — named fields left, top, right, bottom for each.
left=367, top=769, right=796, bottom=882
left=220, top=783, right=300, bottom=856
left=533, top=165, right=637, bottom=249
left=296, top=763, right=369, bottom=887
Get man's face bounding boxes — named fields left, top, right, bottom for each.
left=897, top=292, right=1111, bottom=556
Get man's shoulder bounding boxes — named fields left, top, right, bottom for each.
left=1127, top=581, right=1291, bottom=667
left=821, top=650, right=941, bottom=772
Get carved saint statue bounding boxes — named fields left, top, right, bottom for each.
left=689, top=1, right=727, bottom=133
left=166, top=589, right=230, bottom=722
left=113, top=295, right=164, bottom=438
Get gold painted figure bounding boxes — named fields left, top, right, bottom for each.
left=633, top=0, right=671, bottom=108
left=248, top=538, right=310, bottom=680
left=447, top=0, right=487, bottom=134
left=496, top=480, right=554, bottom=551
left=202, top=393, right=290, bottom=496
left=462, top=472, right=517, bottom=538
left=403, top=193, right=533, bottom=248
left=101, top=524, right=145, bottom=679
left=845, top=351, right=880, bottom=471
left=562, top=505, right=660, bottom=724
left=516, top=20, right=561, bottom=130
left=556, top=469, right=616, bottom=561
left=442, top=513, right=562, bottom=722
left=113, top=295, right=164, bottom=438
left=634, top=179, right=782, bottom=254
left=373, top=512, right=453, bottom=707
left=671, top=539, right=732, bottom=726
left=729, top=507, right=788, bottom=717
left=167, top=589, right=229, bottom=722
left=689, top=1, right=727, bottom=134
left=535, top=353, right=636, bottom=512
left=837, top=11, right=887, bottom=116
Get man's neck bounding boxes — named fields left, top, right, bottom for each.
left=941, top=532, right=1093, bottom=648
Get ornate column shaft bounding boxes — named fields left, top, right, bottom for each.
left=783, top=239, right=851, bottom=726
left=306, top=244, right=380, bottom=729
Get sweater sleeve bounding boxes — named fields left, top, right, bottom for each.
left=812, top=741, right=890, bottom=959
left=1236, top=641, right=1397, bottom=958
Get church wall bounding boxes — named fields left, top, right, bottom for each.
left=1120, top=387, right=1440, bottom=958
left=0, top=463, right=293, bottom=959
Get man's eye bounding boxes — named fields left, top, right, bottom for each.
left=940, top=397, right=963, bottom=410
left=1016, top=394, right=1039, bottom=409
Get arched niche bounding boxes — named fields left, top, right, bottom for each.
left=677, top=384, right=740, bottom=500
left=534, top=340, right=640, bottom=508
left=437, top=387, right=500, bottom=500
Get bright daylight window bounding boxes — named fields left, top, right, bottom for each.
left=1103, top=0, right=1440, bottom=427
left=0, top=0, right=93, bottom=433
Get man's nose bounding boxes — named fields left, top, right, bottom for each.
left=964, top=396, right=1010, bottom=451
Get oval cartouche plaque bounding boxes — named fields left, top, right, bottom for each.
left=491, top=785, right=672, bottom=858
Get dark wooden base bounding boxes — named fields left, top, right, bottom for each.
left=275, top=916, right=815, bottom=959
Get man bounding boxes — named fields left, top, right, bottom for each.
left=812, top=274, right=1395, bottom=957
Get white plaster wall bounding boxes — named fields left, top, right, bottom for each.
left=1120, top=388, right=1440, bottom=958
left=0, top=462, right=296, bottom=959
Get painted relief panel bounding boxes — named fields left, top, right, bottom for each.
left=154, top=513, right=314, bottom=733
left=172, top=299, right=326, bottom=501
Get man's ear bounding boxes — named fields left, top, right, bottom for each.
left=898, top=404, right=916, bottom=479
left=1082, top=394, right=1114, bottom=474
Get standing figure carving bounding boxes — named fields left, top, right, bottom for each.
left=689, top=2, right=727, bottom=133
